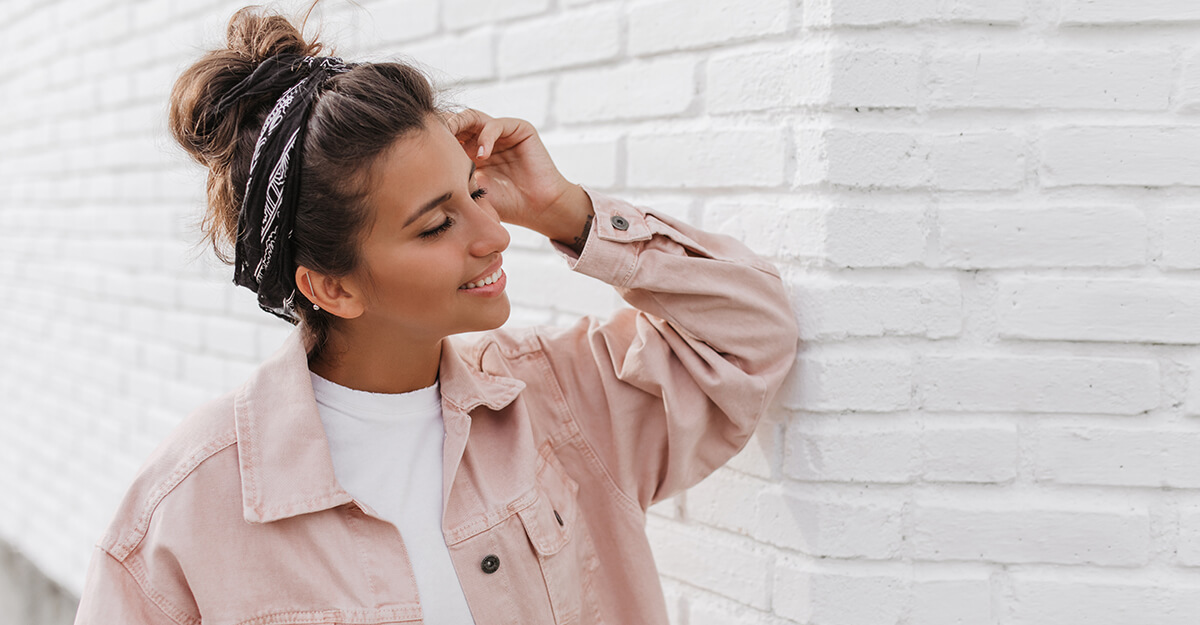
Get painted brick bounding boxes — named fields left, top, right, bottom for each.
left=497, top=7, right=620, bottom=76
left=1160, top=206, right=1200, bottom=269
left=912, top=574, right=992, bottom=625
left=501, top=250, right=619, bottom=318
left=755, top=488, right=903, bottom=558
left=368, top=0, right=440, bottom=44
left=556, top=58, right=695, bottom=123
left=805, top=0, right=939, bottom=26
left=646, top=518, right=772, bottom=610
left=686, top=468, right=766, bottom=536
left=1179, top=49, right=1200, bottom=112
left=917, top=356, right=1160, bottom=415
left=1187, top=355, right=1200, bottom=418
left=542, top=134, right=620, bottom=189
left=806, top=0, right=1024, bottom=26
left=403, top=28, right=494, bottom=82
left=441, top=0, right=549, bottom=30
left=825, top=130, right=1024, bottom=190
left=460, top=78, right=551, bottom=128
left=782, top=354, right=914, bottom=413
left=998, top=278, right=1200, bottom=344
left=928, top=132, right=1026, bottom=190
left=1060, top=0, right=1200, bottom=24
left=938, top=206, right=1146, bottom=268
left=201, top=315, right=259, bottom=361
left=1009, top=576, right=1200, bottom=625
left=5, top=0, right=1200, bottom=615
left=774, top=559, right=909, bottom=625
left=688, top=594, right=791, bottom=625
left=911, top=499, right=1151, bottom=565
left=1179, top=505, right=1200, bottom=566
left=627, top=128, right=787, bottom=189
left=788, top=276, right=961, bottom=340
left=784, top=416, right=920, bottom=483
left=704, top=199, right=824, bottom=260
left=628, top=0, right=789, bottom=56
left=824, top=205, right=928, bottom=267
left=829, top=47, right=922, bottom=108
left=1033, top=428, right=1200, bottom=488
left=930, top=50, right=1172, bottom=110
left=707, top=46, right=827, bottom=113
left=921, top=424, right=1018, bottom=483
left=725, top=422, right=782, bottom=480
left=1042, top=127, right=1200, bottom=187
left=825, top=130, right=926, bottom=188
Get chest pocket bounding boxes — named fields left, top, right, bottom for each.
left=516, top=450, right=598, bottom=625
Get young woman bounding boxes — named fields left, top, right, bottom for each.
left=73, top=7, right=797, bottom=625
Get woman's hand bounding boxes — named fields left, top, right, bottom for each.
left=444, top=109, right=593, bottom=247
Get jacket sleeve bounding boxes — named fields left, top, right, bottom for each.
left=74, top=547, right=191, bottom=625
left=534, top=189, right=798, bottom=511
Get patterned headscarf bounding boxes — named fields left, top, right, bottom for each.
left=214, top=54, right=352, bottom=322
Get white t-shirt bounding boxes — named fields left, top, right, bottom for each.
left=310, top=373, right=476, bottom=625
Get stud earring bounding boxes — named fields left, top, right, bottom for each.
left=305, top=273, right=320, bottom=311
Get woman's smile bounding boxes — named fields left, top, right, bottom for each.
left=459, top=261, right=506, bottom=295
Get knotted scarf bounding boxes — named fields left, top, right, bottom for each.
left=215, top=54, right=352, bottom=321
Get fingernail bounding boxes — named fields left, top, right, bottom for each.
left=477, top=146, right=486, bottom=159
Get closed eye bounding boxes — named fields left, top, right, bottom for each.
left=471, top=187, right=487, bottom=200
left=418, top=217, right=454, bottom=239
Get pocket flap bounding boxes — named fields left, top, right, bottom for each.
left=516, top=456, right=579, bottom=557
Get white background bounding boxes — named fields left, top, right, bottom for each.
left=1, top=0, right=1199, bottom=623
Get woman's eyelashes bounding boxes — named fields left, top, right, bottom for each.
left=418, top=188, right=487, bottom=239
left=419, top=217, right=454, bottom=239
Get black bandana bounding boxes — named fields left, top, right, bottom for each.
left=216, top=55, right=351, bottom=322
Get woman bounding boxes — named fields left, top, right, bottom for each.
left=73, top=7, right=797, bottom=625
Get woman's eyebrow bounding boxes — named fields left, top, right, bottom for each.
left=403, top=162, right=477, bottom=228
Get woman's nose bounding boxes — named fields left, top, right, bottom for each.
left=466, top=201, right=510, bottom=257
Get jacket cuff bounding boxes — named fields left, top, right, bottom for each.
left=550, top=186, right=652, bottom=287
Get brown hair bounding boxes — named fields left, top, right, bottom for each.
left=168, top=6, right=437, bottom=359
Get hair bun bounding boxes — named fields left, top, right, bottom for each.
left=168, top=6, right=324, bottom=262
left=226, top=7, right=321, bottom=63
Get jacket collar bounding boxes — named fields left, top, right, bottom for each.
left=234, top=330, right=525, bottom=524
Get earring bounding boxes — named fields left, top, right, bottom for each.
left=305, top=273, right=320, bottom=311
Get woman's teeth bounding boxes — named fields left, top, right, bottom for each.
left=460, top=268, right=502, bottom=290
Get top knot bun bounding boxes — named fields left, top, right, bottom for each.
left=168, top=6, right=324, bottom=261
left=225, top=7, right=321, bottom=64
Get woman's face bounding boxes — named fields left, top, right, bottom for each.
left=346, top=119, right=512, bottom=343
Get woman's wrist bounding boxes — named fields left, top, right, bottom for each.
left=535, top=183, right=595, bottom=253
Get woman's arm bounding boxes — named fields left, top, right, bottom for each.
left=534, top=189, right=799, bottom=510
left=447, top=109, right=798, bottom=510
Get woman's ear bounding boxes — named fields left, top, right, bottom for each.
left=296, top=266, right=365, bottom=320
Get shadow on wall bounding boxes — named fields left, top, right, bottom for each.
left=0, top=541, right=77, bottom=625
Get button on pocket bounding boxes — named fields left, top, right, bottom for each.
left=481, top=554, right=500, bottom=574
left=610, top=215, right=629, bottom=231
left=516, top=451, right=597, bottom=624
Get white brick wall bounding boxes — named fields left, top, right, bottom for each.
left=1, top=0, right=1199, bottom=623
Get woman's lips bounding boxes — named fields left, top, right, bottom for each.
left=458, top=268, right=506, bottom=296
left=459, top=265, right=503, bottom=290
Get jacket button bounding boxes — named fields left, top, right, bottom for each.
left=554, top=509, right=564, bottom=526
left=611, top=215, right=629, bottom=231
left=481, top=554, right=500, bottom=574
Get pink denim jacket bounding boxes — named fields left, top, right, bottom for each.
left=73, top=191, right=799, bottom=625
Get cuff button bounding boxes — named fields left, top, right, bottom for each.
left=611, top=215, right=629, bottom=231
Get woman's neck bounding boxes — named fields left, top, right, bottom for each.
left=309, top=328, right=442, bottom=394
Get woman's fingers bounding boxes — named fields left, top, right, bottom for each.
left=446, top=109, right=534, bottom=161
left=446, top=108, right=491, bottom=141
left=473, top=118, right=508, bottom=160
